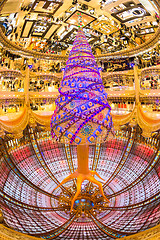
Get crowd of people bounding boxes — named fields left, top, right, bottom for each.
left=141, top=77, right=159, bottom=90
left=29, top=79, right=60, bottom=92
left=101, top=53, right=159, bottom=72
left=0, top=78, right=23, bottom=91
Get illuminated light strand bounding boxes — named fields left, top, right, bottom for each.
left=70, top=106, right=106, bottom=144
left=63, top=68, right=101, bottom=78
left=71, top=42, right=91, bottom=48
left=53, top=81, right=110, bottom=119
left=66, top=55, right=95, bottom=64
left=52, top=96, right=111, bottom=130
left=51, top=30, right=113, bottom=144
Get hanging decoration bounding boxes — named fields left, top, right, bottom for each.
left=50, top=28, right=114, bottom=211
left=50, top=28, right=113, bottom=145
left=50, top=14, right=114, bottom=211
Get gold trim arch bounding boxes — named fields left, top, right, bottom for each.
left=0, top=223, right=160, bottom=240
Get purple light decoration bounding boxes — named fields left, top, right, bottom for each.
left=51, top=30, right=113, bottom=145
left=28, top=65, right=33, bottom=69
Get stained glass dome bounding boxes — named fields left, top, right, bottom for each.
left=0, top=126, right=160, bottom=239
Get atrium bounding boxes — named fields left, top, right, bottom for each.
left=0, top=0, right=160, bottom=239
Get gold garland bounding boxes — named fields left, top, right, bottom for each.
left=0, top=103, right=159, bottom=138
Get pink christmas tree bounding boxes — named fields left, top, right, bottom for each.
left=51, top=30, right=113, bottom=145
left=51, top=29, right=113, bottom=211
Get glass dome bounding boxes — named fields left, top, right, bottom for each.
left=0, top=125, right=159, bottom=239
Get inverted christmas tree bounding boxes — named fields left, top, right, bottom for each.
left=51, top=29, right=113, bottom=211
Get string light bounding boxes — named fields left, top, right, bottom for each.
left=51, top=28, right=113, bottom=144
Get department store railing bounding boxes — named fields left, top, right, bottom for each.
left=0, top=66, right=160, bottom=139
left=0, top=66, right=160, bottom=115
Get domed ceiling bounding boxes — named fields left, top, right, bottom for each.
left=0, top=0, right=159, bottom=59
left=0, top=126, right=160, bottom=239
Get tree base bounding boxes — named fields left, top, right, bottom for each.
left=54, top=170, right=110, bottom=212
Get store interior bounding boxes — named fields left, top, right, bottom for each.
left=0, top=0, right=160, bottom=239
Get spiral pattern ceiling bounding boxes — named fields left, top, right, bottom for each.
left=0, top=126, right=160, bottom=239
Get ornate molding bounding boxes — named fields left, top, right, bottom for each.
left=121, top=224, right=160, bottom=240
left=0, top=223, right=160, bottom=240
left=0, top=103, right=159, bottom=136
left=0, top=224, right=39, bottom=240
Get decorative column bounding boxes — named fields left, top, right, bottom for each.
left=24, top=65, right=30, bottom=105
left=131, top=62, right=140, bottom=130
left=9, top=60, right=14, bottom=70
left=133, top=63, right=140, bottom=104
left=0, top=209, right=4, bottom=223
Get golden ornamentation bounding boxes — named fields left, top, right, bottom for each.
left=0, top=128, right=5, bottom=138
left=0, top=223, right=160, bottom=240
left=0, top=103, right=159, bottom=138
left=0, top=1, right=159, bottom=60
left=91, top=20, right=118, bottom=35
left=0, top=210, right=3, bottom=223
left=13, top=131, right=24, bottom=139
